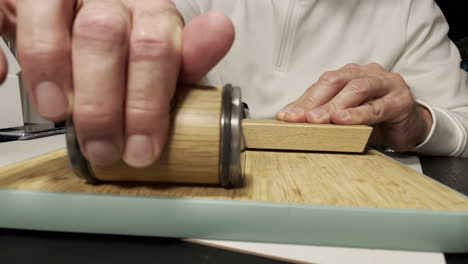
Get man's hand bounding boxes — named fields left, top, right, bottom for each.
left=276, top=63, right=433, bottom=152
left=0, top=0, right=234, bottom=167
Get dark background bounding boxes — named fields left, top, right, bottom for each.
left=425, top=4, right=468, bottom=263
left=435, top=0, right=468, bottom=62
left=435, top=0, right=468, bottom=42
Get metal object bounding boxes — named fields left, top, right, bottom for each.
left=66, top=119, right=97, bottom=184
left=219, top=84, right=246, bottom=187
left=0, top=123, right=65, bottom=141
left=66, top=84, right=247, bottom=188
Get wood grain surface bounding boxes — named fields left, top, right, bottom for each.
left=91, top=86, right=222, bottom=184
left=242, top=119, right=372, bottom=153
left=1, top=148, right=467, bottom=212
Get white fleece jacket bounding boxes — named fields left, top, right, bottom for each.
left=173, top=0, right=468, bottom=158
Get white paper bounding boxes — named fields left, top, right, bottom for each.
left=0, top=75, right=24, bottom=129
left=0, top=134, right=65, bottom=167
left=187, top=239, right=445, bottom=264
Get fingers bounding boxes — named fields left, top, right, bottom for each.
left=332, top=79, right=414, bottom=126
left=330, top=99, right=387, bottom=125
left=0, top=1, right=19, bottom=40
left=72, top=0, right=130, bottom=166
left=326, top=69, right=414, bottom=126
left=123, top=1, right=183, bottom=167
left=179, top=12, right=234, bottom=83
left=72, top=1, right=232, bottom=167
left=277, top=63, right=390, bottom=123
left=306, top=77, right=387, bottom=123
left=0, top=10, right=7, bottom=83
left=277, top=66, right=370, bottom=122
left=16, top=0, right=74, bottom=121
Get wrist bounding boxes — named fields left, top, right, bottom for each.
left=415, top=104, right=433, bottom=146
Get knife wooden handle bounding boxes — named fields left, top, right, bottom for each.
left=242, top=119, right=372, bottom=153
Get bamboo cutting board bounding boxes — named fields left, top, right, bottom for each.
left=0, top=148, right=467, bottom=252
left=0, top=148, right=466, bottom=211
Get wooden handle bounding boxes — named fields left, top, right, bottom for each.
left=242, top=119, right=372, bottom=153
left=91, top=86, right=223, bottom=184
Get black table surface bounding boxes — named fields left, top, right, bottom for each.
left=1, top=155, right=467, bottom=264
left=419, top=156, right=468, bottom=264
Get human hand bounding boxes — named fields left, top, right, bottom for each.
left=276, top=63, right=433, bottom=152
left=0, top=0, right=234, bottom=167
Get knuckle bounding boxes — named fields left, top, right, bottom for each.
left=129, top=3, right=182, bottom=62
left=366, top=62, right=385, bottom=71
left=75, top=103, right=120, bottom=129
left=74, top=8, right=127, bottom=43
left=366, top=101, right=384, bottom=120
left=343, top=67, right=362, bottom=76
left=126, top=100, right=169, bottom=120
left=389, top=72, right=405, bottom=83
left=346, top=79, right=370, bottom=97
left=337, top=67, right=363, bottom=79
left=129, top=35, right=176, bottom=62
left=319, top=71, right=341, bottom=84
left=343, top=63, right=359, bottom=69
left=18, top=39, right=70, bottom=63
left=302, top=96, right=320, bottom=108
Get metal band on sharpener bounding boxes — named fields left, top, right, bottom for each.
left=219, top=84, right=245, bottom=188
left=65, top=118, right=98, bottom=184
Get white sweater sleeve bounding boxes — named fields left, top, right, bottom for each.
left=392, top=0, right=468, bottom=157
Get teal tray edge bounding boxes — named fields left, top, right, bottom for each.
left=0, top=189, right=467, bottom=253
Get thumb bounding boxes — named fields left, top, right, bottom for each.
left=179, top=12, right=234, bottom=83
left=0, top=27, right=7, bottom=83
left=0, top=48, right=7, bottom=84
left=0, top=8, right=12, bottom=84
left=1, top=0, right=21, bottom=84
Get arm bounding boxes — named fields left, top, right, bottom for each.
left=392, top=0, right=468, bottom=157
left=276, top=0, right=467, bottom=157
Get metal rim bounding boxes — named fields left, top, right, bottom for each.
left=65, top=118, right=97, bottom=184
left=219, top=84, right=245, bottom=188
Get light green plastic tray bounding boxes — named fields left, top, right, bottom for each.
left=1, top=189, right=467, bottom=253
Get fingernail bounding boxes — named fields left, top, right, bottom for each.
left=335, top=110, right=350, bottom=120
left=36, top=81, right=67, bottom=119
left=284, top=107, right=304, bottom=120
left=276, top=111, right=286, bottom=120
left=124, top=135, right=154, bottom=168
left=85, top=140, right=120, bottom=166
